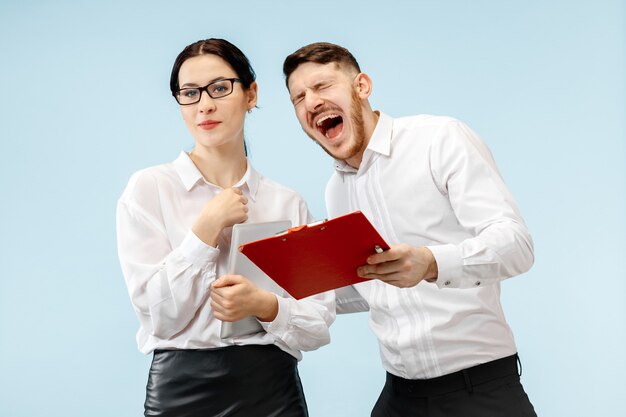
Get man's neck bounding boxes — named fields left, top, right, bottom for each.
left=345, top=110, right=380, bottom=169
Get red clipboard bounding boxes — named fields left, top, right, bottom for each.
left=239, top=211, right=390, bottom=299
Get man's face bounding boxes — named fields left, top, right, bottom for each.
left=287, top=62, right=367, bottom=166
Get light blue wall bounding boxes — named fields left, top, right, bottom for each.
left=1, top=1, right=624, bottom=416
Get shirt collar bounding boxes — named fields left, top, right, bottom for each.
left=172, top=151, right=259, bottom=201
left=233, top=161, right=260, bottom=201
left=173, top=151, right=204, bottom=190
left=333, top=111, right=393, bottom=173
left=366, top=111, right=392, bottom=156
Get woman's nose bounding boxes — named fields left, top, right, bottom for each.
left=198, top=90, right=217, bottom=113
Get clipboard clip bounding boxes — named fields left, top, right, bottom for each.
left=275, top=219, right=328, bottom=236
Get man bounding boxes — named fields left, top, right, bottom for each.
left=283, top=42, right=537, bottom=417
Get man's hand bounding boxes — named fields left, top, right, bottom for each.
left=210, top=275, right=278, bottom=322
left=357, top=244, right=438, bottom=288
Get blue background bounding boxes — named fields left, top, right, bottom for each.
left=1, top=1, right=624, bottom=416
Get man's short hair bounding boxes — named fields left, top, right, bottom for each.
left=283, top=42, right=361, bottom=88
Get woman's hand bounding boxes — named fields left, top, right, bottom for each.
left=210, top=275, right=278, bottom=322
left=192, top=188, right=248, bottom=246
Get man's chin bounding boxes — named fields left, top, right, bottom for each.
left=324, top=144, right=357, bottom=162
left=307, top=131, right=357, bottom=161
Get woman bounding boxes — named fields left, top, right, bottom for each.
left=117, top=38, right=335, bottom=417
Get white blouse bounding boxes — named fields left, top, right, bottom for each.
left=117, top=152, right=335, bottom=359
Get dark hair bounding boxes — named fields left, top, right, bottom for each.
left=169, top=38, right=256, bottom=95
left=171, top=39, right=255, bottom=156
left=283, top=42, right=361, bottom=88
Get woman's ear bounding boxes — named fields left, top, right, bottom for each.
left=247, top=81, right=258, bottom=110
left=354, top=73, right=373, bottom=99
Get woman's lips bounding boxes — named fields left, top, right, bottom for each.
left=198, top=120, right=220, bottom=130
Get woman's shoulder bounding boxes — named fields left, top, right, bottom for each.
left=119, top=161, right=179, bottom=204
left=256, top=174, right=305, bottom=202
left=254, top=173, right=311, bottom=224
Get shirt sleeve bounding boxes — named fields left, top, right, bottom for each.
left=426, top=120, right=534, bottom=289
left=335, top=285, right=369, bottom=314
left=116, top=174, right=218, bottom=339
left=261, top=290, right=336, bottom=351
left=259, top=201, right=336, bottom=351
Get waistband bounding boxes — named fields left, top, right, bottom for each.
left=387, top=354, right=520, bottom=398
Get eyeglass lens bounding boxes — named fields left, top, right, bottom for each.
left=177, top=79, right=235, bottom=105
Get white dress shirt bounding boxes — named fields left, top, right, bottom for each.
left=117, top=152, right=335, bottom=359
left=328, top=112, right=534, bottom=379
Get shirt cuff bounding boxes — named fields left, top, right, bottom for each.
left=179, top=230, right=219, bottom=268
left=427, top=243, right=463, bottom=289
left=261, top=296, right=290, bottom=336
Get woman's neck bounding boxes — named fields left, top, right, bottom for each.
left=189, top=142, right=248, bottom=188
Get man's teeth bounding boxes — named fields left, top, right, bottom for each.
left=316, top=114, right=340, bottom=126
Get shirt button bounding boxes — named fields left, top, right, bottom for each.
left=475, top=281, right=481, bottom=286
left=444, top=281, right=451, bottom=286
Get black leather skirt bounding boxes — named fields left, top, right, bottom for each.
left=144, top=344, right=308, bottom=417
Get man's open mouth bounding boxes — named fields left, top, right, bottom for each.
left=315, top=114, right=344, bottom=140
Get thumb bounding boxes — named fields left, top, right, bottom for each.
left=212, top=274, right=242, bottom=288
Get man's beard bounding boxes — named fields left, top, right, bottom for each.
left=309, top=90, right=366, bottom=163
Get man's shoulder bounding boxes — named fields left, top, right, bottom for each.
left=391, top=114, right=474, bottom=148
left=394, top=113, right=460, bottom=129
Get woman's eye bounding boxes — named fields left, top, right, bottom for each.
left=209, top=83, right=229, bottom=95
left=182, top=89, right=199, bottom=98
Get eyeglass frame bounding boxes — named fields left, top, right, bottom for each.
left=173, top=78, right=243, bottom=105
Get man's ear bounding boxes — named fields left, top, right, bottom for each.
left=354, top=73, right=373, bottom=99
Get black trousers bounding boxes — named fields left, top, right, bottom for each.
left=144, top=344, right=308, bottom=417
left=371, top=354, right=537, bottom=417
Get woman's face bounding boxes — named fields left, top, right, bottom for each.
left=177, top=54, right=257, bottom=151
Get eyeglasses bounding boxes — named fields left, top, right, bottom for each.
left=173, top=78, right=242, bottom=105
